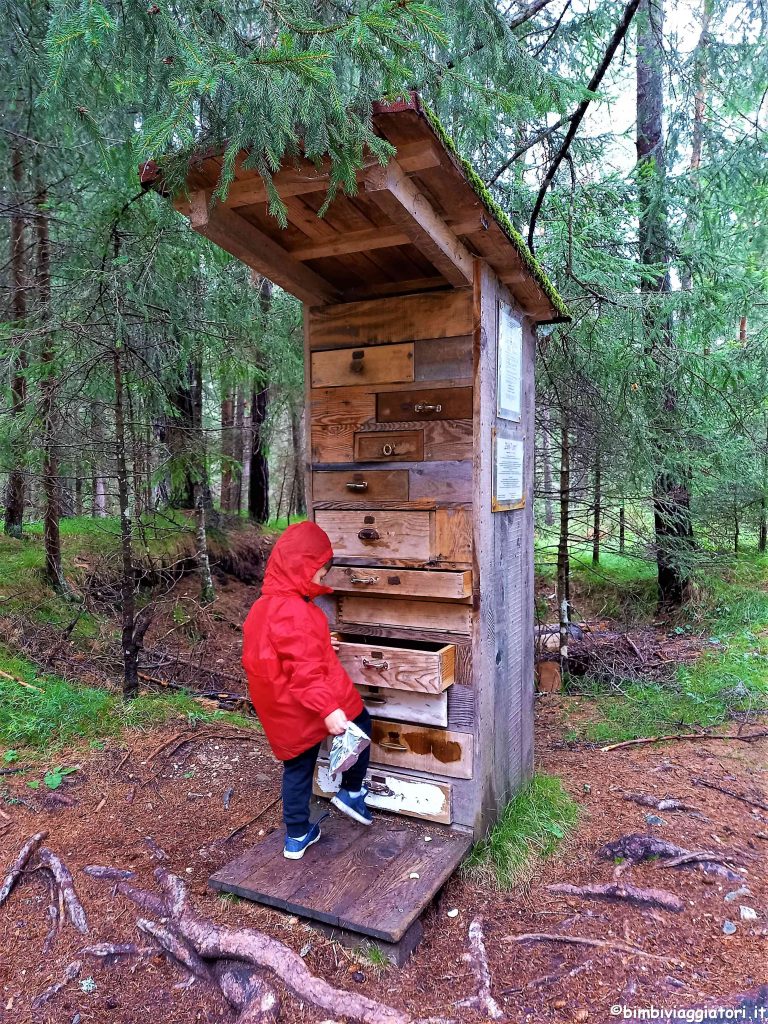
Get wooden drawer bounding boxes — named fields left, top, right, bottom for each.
left=311, top=343, right=414, bottom=388
left=377, top=387, right=472, bottom=423
left=354, top=430, right=423, bottom=462
left=358, top=684, right=448, bottom=727
left=339, top=595, right=472, bottom=635
left=314, top=761, right=451, bottom=824
left=370, top=719, right=473, bottom=780
left=336, top=634, right=455, bottom=693
left=326, top=565, right=471, bottom=600
left=312, top=470, right=408, bottom=503
left=315, top=510, right=432, bottom=561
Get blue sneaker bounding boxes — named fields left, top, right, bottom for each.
left=283, top=821, right=322, bottom=860
left=331, top=787, right=373, bottom=825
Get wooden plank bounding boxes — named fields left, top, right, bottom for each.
left=312, top=469, right=409, bottom=503
left=314, top=763, right=452, bottom=824
left=336, top=635, right=454, bottom=693
left=313, top=499, right=437, bottom=511
left=370, top=720, right=474, bottom=780
left=310, top=343, right=414, bottom=388
left=325, top=565, right=472, bottom=601
left=308, top=291, right=473, bottom=349
left=409, top=461, right=472, bottom=503
left=354, top=430, right=424, bottom=462
left=315, top=509, right=433, bottom=561
left=339, top=596, right=472, bottom=634
left=414, top=336, right=474, bottom=381
left=423, top=421, right=472, bottom=461
left=365, top=161, right=474, bottom=287
left=435, top=507, right=473, bottom=563
left=310, top=388, right=376, bottom=426
left=186, top=192, right=339, bottom=305
left=377, top=386, right=473, bottom=423
left=356, top=684, right=448, bottom=727
left=290, top=226, right=411, bottom=261
left=217, top=140, right=442, bottom=208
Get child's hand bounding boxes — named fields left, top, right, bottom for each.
left=330, top=632, right=341, bottom=653
left=324, top=709, right=348, bottom=735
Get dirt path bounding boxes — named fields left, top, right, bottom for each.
left=1, top=701, right=766, bottom=1024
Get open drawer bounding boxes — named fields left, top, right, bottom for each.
left=358, top=683, right=448, bottom=727
left=325, top=564, right=472, bottom=601
left=336, top=633, right=454, bottom=693
left=314, top=760, right=452, bottom=824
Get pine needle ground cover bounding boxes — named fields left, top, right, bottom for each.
left=540, top=548, right=768, bottom=744
left=464, top=774, right=579, bottom=889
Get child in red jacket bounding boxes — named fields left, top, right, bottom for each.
left=242, top=521, right=373, bottom=859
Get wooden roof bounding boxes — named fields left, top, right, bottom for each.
left=142, top=94, right=567, bottom=323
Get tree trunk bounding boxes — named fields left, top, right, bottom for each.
left=232, top=386, right=245, bottom=513
left=92, top=405, right=108, bottom=516
left=680, top=0, right=713, bottom=292
left=36, top=179, right=69, bottom=595
left=167, top=368, right=195, bottom=510
left=194, top=482, right=216, bottom=605
left=4, top=145, right=28, bottom=538
left=220, top=390, right=235, bottom=511
left=733, top=505, right=739, bottom=554
left=191, top=358, right=216, bottom=603
left=760, top=422, right=768, bottom=555
left=290, top=406, right=306, bottom=517
left=619, top=505, right=626, bottom=554
left=541, top=405, right=555, bottom=528
left=113, top=343, right=139, bottom=699
left=637, top=0, right=693, bottom=608
left=248, top=385, right=270, bottom=523
left=557, top=412, right=571, bottom=675
left=592, top=451, right=601, bottom=566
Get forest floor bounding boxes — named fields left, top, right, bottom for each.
left=1, top=523, right=767, bottom=1023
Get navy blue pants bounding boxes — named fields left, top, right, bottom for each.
left=282, top=708, right=372, bottom=838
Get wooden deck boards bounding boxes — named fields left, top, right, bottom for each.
left=209, top=811, right=471, bottom=942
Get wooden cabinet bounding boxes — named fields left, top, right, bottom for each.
left=357, top=684, right=448, bottom=727
left=370, top=720, right=473, bottom=780
left=336, top=634, right=455, bottom=693
left=325, top=565, right=472, bottom=601
left=311, top=343, right=414, bottom=388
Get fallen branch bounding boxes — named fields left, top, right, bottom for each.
left=601, top=730, right=768, bottom=752
left=38, top=848, right=89, bottom=933
left=0, top=667, right=44, bottom=692
left=692, top=777, right=768, bottom=813
left=623, top=793, right=699, bottom=812
left=225, top=797, right=281, bottom=842
left=502, top=932, right=684, bottom=965
left=31, top=960, right=82, bottom=1010
left=455, top=918, right=504, bottom=1020
left=0, top=830, right=48, bottom=907
left=547, top=881, right=684, bottom=912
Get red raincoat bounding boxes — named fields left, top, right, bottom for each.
left=242, top=521, right=363, bottom=760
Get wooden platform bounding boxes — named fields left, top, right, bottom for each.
left=209, top=810, right=471, bottom=944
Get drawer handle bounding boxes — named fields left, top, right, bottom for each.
left=362, top=657, right=389, bottom=670
left=350, top=573, right=379, bottom=585
left=363, top=695, right=388, bottom=705
left=357, top=528, right=380, bottom=542
left=381, top=442, right=396, bottom=457
left=350, top=351, right=365, bottom=374
left=379, top=738, right=408, bottom=752
left=414, top=402, right=442, bottom=414
left=346, top=480, right=368, bottom=492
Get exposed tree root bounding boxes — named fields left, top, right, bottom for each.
left=547, top=881, right=684, bottom=912
left=82, top=865, right=136, bottom=880
left=37, top=847, right=89, bottom=933
left=455, top=918, right=504, bottom=1020
left=623, top=793, right=699, bottom=812
left=692, top=777, right=768, bottom=813
left=0, top=831, right=48, bottom=906
left=598, top=833, right=743, bottom=881
left=502, top=932, right=685, bottom=966
left=81, top=942, right=154, bottom=963
left=31, top=960, right=82, bottom=1010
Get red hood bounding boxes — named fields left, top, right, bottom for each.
left=260, top=521, right=334, bottom=600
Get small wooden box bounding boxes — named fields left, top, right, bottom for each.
left=336, top=634, right=455, bottom=693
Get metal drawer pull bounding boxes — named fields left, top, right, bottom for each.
left=379, top=738, right=408, bottom=752
left=363, top=695, right=388, bottom=705
left=357, top=528, right=380, bottom=542
left=381, top=442, right=395, bottom=456
left=346, top=480, right=368, bottom=492
left=350, top=350, right=365, bottom=373
left=362, top=657, right=389, bottom=670
left=414, top=402, right=442, bottom=414
left=350, top=573, right=379, bottom=584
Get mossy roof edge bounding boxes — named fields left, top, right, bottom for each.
left=418, top=104, right=569, bottom=322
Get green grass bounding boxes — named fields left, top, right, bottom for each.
left=464, top=774, right=579, bottom=889
left=558, top=548, right=768, bottom=744
left=0, top=648, right=254, bottom=754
